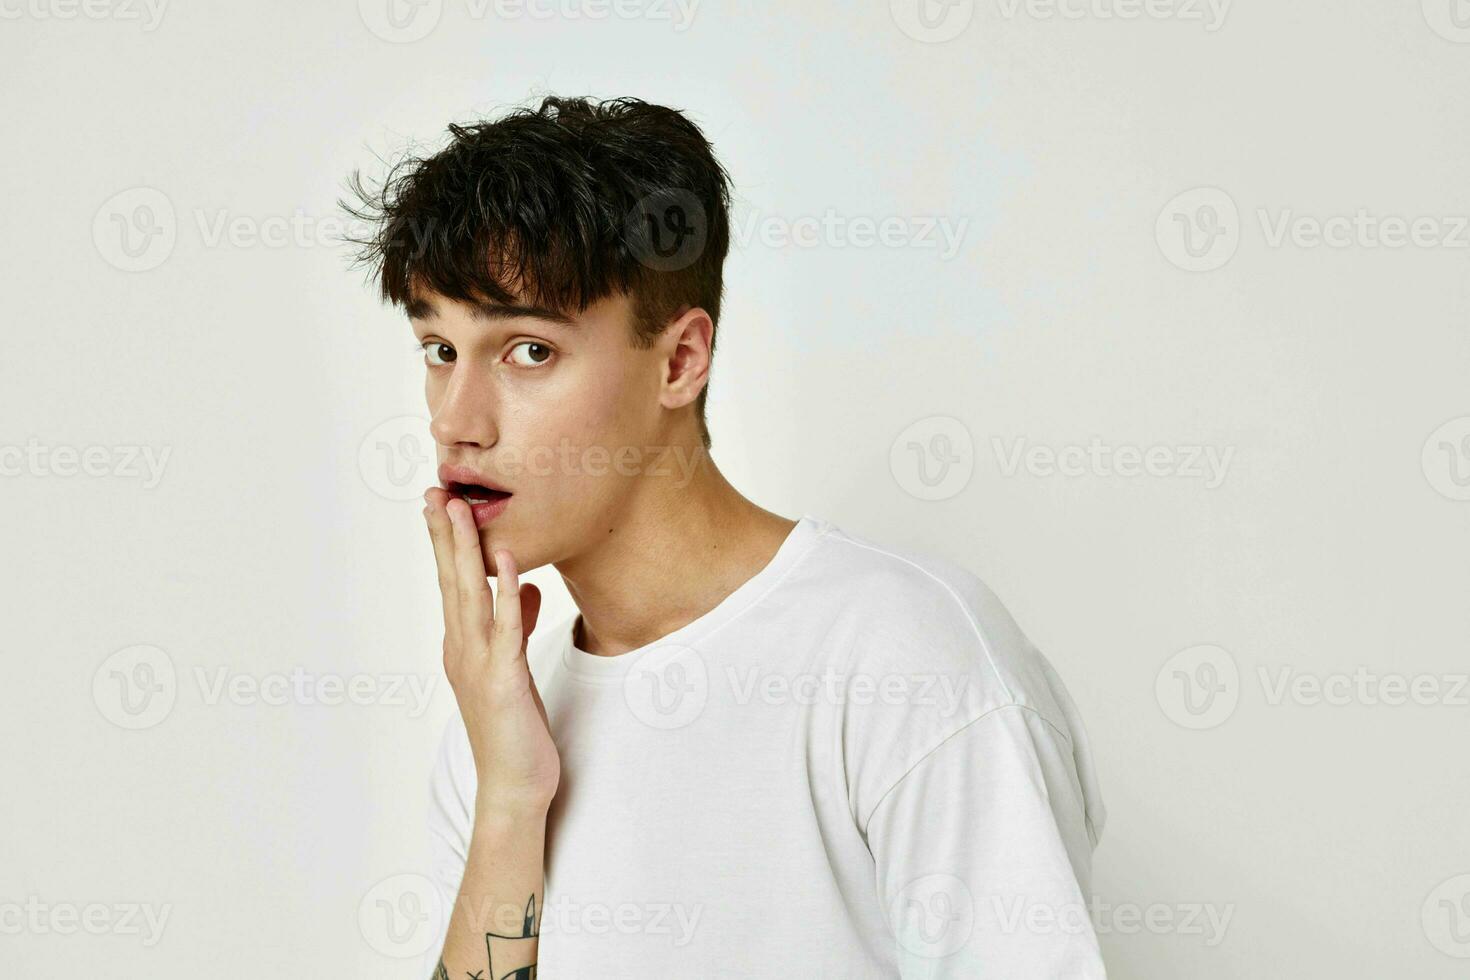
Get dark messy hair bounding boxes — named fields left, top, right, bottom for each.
left=343, top=95, right=733, bottom=448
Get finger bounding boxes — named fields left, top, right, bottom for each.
left=423, top=488, right=462, bottom=652
left=520, top=583, right=543, bottom=646
left=490, top=549, right=522, bottom=667
left=447, top=497, right=495, bottom=657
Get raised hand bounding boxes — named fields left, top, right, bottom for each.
left=424, top=487, right=557, bottom=816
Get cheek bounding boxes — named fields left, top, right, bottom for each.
left=497, top=350, right=659, bottom=486
left=492, top=378, right=613, bottom=485
left=552, top=360, right=643, bottom=436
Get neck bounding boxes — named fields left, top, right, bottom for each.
left=553, top=447, right=796, bottom=657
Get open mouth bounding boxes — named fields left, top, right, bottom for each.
left=445, top=481, right=512, bottom=505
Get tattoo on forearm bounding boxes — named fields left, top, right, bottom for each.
left=435, top=895, right=540, bottom=980
left=486, top=894, right=539, bottom=980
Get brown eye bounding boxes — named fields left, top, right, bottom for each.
left=508, top=342, right=553, bottom=367
left=423, top=342, right=456, bottom=366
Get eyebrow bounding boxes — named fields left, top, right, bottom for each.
left=405, top=294, right=578, bottom=328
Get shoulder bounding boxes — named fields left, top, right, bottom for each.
left=792, top=521, right=1098, bottom=826
left=793, top=519, right=1074, bottom=726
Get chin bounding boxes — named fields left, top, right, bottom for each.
left=477, top=527, right=543, bottom=577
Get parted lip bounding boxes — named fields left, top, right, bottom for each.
left=437, top=463, right=512, bottom=495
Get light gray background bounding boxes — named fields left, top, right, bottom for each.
left=3, top=1, right=1468, bottom=976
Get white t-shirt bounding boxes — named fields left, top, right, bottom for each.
left=426, top=515, right=1107, bottom=978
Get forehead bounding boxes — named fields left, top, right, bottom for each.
left=405, top=290, right=578, bottom=328
left=406, top=289, right=641, bottom=348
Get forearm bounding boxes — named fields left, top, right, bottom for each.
left=435, top=805, right=547, bottom=980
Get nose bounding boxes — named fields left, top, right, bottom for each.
left=428, top=363, right=500, bottom=450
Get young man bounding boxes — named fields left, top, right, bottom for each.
left=351, top=96, right=1107, bottom=979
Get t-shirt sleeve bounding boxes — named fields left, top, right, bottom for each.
left=865, top=703, right=1106, bottom=979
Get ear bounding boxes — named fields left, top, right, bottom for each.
left=659, top=306, right=713, bottom=412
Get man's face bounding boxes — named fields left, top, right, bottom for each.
left=411, top=288, right=672, bottom=573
